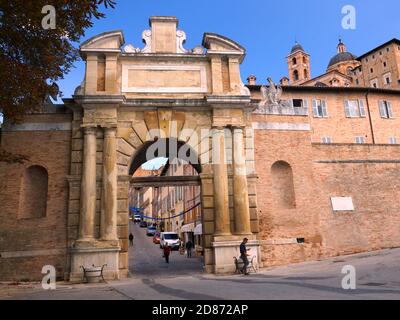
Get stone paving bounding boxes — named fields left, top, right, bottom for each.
left=1, top=227, right=400, bottom=300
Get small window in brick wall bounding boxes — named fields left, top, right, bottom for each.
left=18, top=165, right=48, bottom=219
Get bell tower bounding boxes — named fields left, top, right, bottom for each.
left=287, top=42, right=310, bottom=85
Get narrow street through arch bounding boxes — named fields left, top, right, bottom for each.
left=129, top=223, right=203, bottom=277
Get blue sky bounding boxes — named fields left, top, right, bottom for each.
left=56, top=0, right=400, bottom=100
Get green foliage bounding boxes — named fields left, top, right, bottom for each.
left=0, top=0, right=116, bottom=122
left=0, top=0, right=116, bottom=162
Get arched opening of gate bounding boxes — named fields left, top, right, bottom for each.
left=127, top=138, right=204, bottom=276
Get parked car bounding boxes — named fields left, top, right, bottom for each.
left=160, top=232, right=180, bottom=250
left=133, top=215, right=141, bottom=224
left=146, top=226, right=157, bottom=236
left=153, top=232, right=161, bottom=244
left=139, top=221, right=147, bottom=228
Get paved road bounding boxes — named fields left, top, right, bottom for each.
left=129, top=223, right=203, bottom=277
left=2, top=246, right=400, bottom=300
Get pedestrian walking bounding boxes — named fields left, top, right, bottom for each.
left=129, top=233, right=134, bottom=246
left=163, top=245, right=172, bottom=263
left=185, top=240, right=193, bottom=258
left=240, top=237, right=251, bottom=275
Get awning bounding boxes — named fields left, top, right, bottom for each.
left=194, top=223, right=202, bottom=235
left=181, top=223, right=195, bottom=233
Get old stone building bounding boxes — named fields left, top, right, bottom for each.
left=286, top=38, right=400, bottom=89
left=0, top=16, right=399, bottom=281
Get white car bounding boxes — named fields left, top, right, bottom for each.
left=160, top=232, right=181, bottom=250
left=133, top=215, right=141, bottom=223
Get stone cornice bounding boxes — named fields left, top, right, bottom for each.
left=73, top=95, right=126, bottom=106
left=206, top=95, right=251, bottom=108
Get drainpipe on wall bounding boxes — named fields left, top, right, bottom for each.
left=365, top=89, right=376, bottom=144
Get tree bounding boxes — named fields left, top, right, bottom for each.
left=0, top=0, right=116, bottom=162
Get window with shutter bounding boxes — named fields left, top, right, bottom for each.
left=344, top=100, right=351, bottom=117
left=379, top=101, right=388, bottom=118
left=387, top=101, right=394, bottom=118
left=389, top=137, right=397, bottom=144
left=355, top=136, right=365, bottom=144
left=346, top=100, right=361, bottom=117
left=322, top=100, right=328, bottom=117
left=312, top=99, right=319, bottom=117
left=358, top=100, right=366, bottom=117
left=321, top=136, right=332, bottom=144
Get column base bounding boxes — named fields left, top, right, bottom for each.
left=211, top=238, right=261, bottom=274
left=69, top=240, right=121, bottom=283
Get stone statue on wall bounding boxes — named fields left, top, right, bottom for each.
left=260, top=77, right=283, bottom=107
left=255, top=77, right=292, bottom=114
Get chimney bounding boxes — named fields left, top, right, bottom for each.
left=247, top=75, right=257, bottom=85
left=149, top=16, right=178, bottom=53
left=280, top=77, right=290, bottom=86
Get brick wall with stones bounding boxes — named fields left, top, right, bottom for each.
left=254, top=115, right=400, bottom=267
left=312, top=144, right=400, bottom=256
left=0, top=115, right=72, bottom=281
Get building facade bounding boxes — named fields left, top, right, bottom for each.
left=285, top=38, right=400, bottom=89
left=0, top=16, right=399, bottom=281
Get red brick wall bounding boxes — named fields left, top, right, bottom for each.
left=254, top=121, right=400, bottom=266
left=0, top=127, right=71, bottom=281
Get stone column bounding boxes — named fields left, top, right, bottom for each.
left=232, top=126, right=251, bottom=235
left=79, top=126, right=97, bottom=241
left=100, top=127, right=118, bottom=241
left=212, top=127, right=231, bottom=235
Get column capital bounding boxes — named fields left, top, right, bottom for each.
left=231, top=125, right=246, bottom=131
left=212, top=125, right=226, bottom=131
left=81, top=126, right=97, bottom=135
left=103, top=126, right=117, bottom=137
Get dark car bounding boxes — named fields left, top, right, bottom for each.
left=146, top=226, right=157, bottom=236
left=139, top=221, right=147, bottom=228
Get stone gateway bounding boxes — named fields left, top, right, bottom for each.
left=1, top=16, right=400, bottom=281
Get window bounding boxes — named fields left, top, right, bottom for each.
left=370, top=79, right=378, bottom=88
left=293, top=70, right=299, bottom=81
left=355, top=79, right=360, bottom=85
left=18, top=165, right=48, bottom=219
left=312, top=99, right=328, bottom=117
left=383, top=61, right=387, bottom=68
left=292, top=99, right=307, bottom=108
left=370, top=68, right=374, bottom=73
left=365, top=58, right=369, bottom=62
left=321, top=136, right=332, bottom=144
left=372, top=54, right=375, bottom=59
left=389, top=137, right=397, bottom=144
left=379, top=51, right=382, bottom=56
left=344, top=100, right=366, bottom=118
left=355, top=136, right=365, bottom=144
left=383, top=72, right=392, bottom=85
left=379, top=100, right=394, bottom=118
left=304, top=69, right=308, bottom=79
left=292, top=57, right=297, bottom=66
